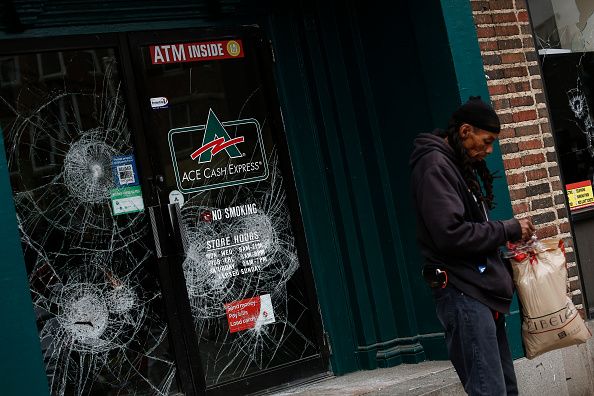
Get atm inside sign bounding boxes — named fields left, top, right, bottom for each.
left=566, top=180, right=594, bottom=211
left=150, top=39, right=244, bottom=65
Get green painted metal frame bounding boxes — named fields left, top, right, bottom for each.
left=0, top=125, right=49, bottom=395
left=440, top=0, right=524, bottom=358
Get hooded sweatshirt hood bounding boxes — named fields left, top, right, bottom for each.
left=409, top=129, right=455, bottom=169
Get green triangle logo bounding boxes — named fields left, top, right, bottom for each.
left=191, top=109, right=243, bottom=163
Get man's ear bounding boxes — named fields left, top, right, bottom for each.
left=459, top=123, right=472, bottom=139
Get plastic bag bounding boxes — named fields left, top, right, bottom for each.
left=506, top=238, right=591, bottom=359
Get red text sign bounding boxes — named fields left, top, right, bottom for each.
left=224, top=294, right=275, bottom=333
left=150, top=39, right=244, bottom=65
left=224, top=296, right=261, bottom=333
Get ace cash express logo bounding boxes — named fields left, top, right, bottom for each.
left=168, top=109, right=268, bottom=193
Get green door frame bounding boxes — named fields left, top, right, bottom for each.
left=0, top=125, right=49, bottom=395
left=439, top=0, right=524, bottom=358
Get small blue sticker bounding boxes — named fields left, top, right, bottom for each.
left=112, top=155, right=139, bottom=188
left=478, top=265, right=486, bottom=274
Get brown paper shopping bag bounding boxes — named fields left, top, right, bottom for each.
left=509, top=238, right=591, bottom=359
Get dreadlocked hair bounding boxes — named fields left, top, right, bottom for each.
left=444, top=120, right=497, bottom=210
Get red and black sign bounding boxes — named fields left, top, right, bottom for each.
left=150, top=39, right=244, bottom=65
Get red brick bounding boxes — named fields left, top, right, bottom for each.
left=487, top=68, right=505, bottom=80
left=474, top=14, right=493, bottom=25
left=498, top=38, right=523, bottom=50
left=483, top=54, right=501, bottom=65
left=548, top=165, right=560, bottom=176
left=531, top=197, right=553, bottom=210
left=480, top=40, right=499, bottom=51
left=477, top=26, right=496, bottom=38
left=504, top=157, right=522, bottom=169
left=522, top=37, right=535, bottom=48
left=521, top=153, right=545, bottom=166
left=507, top=173, right=526, bottom=184
left=499, top=128, right=515, bottom=139
left=500, top=113, right=514, bottom=124
left=536, top=225, right=558, bottom=239
left=520, top=25, right=532, bottom=35
left=518, top=139, right=543, bottom=150
left=517, top=10, right=529, bottom=22
left=490, top=0, right=514, bottom=10
left=489, top=84, right=507, bottom=95
left=527, top=51, right=539, bottom=62
left=510, top=95, right=534, bottom=107
left=533, top=211, right=557, bottom=225
left=560, top=222, right=571, bottom=233
left=515, top=0, right=528, bottom=9
left=504, top=66, right=528, bottom=78
left=495, top=25, right=520, bottom=37
left=492, top=12, right=517, bottom=23
left=515, top=125, right=539, bottom=136
left=509, top=187, right=527, bottom=200
left=471, top=1, right=491, bottom=12
left=513, top=203, right=529, bottom=214
left=493, top=98, right=510, bottom=110
left=531, top=78, right=543, bottom=89
left=552, top=180, right=562, bottom=191
left=500, top=52, right=525, bottom=64
left=501, top=142, right=519, bottom=153
left=526, top=168, right=547, bottom=181
left=507, top=82, right=531, bottom=93
left=512, top=109, right=537, bottom=122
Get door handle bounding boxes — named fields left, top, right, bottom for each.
left=148, top=202, right=188, bottom=259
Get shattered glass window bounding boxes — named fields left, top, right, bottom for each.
left=0, top=49, right=178, bottom=395
left=137, top=36, right=325, bottom=386
left=529, top=0, right=594, bottom=53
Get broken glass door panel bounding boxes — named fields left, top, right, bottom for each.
left=0, top=48, right=177, bottom=395
left=134, top=33, right=325, bottom=386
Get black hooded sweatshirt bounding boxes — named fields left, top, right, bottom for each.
left=409, top=131, right=522, bottom=313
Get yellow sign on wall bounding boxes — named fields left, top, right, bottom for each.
left=566, top=180, right=594, bottom=211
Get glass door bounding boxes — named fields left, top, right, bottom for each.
left=127, top=27, right=329, bottom=393
left=0, top=39, right=179, bottom=395
left=0, top=27, right=329, bottom=396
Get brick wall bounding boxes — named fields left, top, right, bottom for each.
left=469, top=0, right=584, bottom=310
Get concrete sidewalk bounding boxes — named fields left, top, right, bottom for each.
left=264, top=321, right=594, bottom=396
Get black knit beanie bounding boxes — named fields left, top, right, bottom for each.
left=452, top=96, right=501, bottom=133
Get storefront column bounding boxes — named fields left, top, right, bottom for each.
left=0, top=126, right=49, bottom=395
left=439, top=0, right=524, bottom=355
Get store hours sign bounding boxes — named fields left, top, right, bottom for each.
left=168, top=109, right=268, bottom=193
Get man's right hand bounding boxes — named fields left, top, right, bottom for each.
left=518, top=218, right=535, bottom=241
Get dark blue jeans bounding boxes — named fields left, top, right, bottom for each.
left=433, top=285, right=518, bottom=396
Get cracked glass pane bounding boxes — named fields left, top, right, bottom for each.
left=0, top=49, right=178, bottom=395
left=138, top=36, right=324, bottom=386
left=529, top=0, right=594, bottom=52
